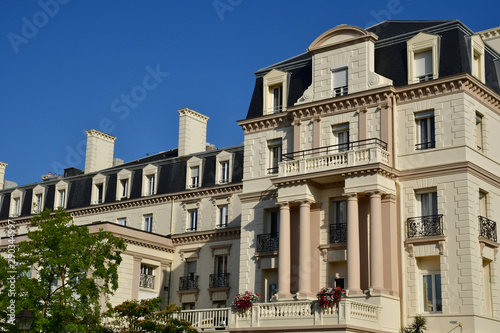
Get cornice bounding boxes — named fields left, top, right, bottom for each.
left=171, top=227, right=240, bottom=246
left=123, top=238, right=174, bottom=254
left=66, top=184, right=242, bottom=218
left=86, top=129, right=116, bottom=142
left=237, top=112, right=291, bottom=134
left=238, top=189, right=278, bottom=203
left=394, top=73, right=500, bottom=114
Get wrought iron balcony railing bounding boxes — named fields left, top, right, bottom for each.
left=209, top=273, right=230, bottom=288
left=257, top=233, right=279, bottom=252
left=329, top=222, right=347, bottom=244
left=179, top=275, right=199, bottom=290
left=415, top=141, right=435, bottom=150
left=406, top=215, right=443, bottom=239
left=139, top=274, right=155, bottom=289
left=282, top=138, right=387, bottom=161
left=479, top=216, right=497, bottom=242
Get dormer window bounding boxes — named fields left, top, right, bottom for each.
left=12, top=197, right=20, bottom=217
left=32, top=185, right=45, bottom=214
left=271, top=85, right=283, bottom=113
left=186, top=157, right=202, bottom=190
left=92, top=174, right=106, bottom=205
left=414, top=50, right=433, bottom=82
left=407, top=32, right=439, bottom=84
left=331, top=66, right=348, bottom=97
left=190, top=167, right=200, bottom=188
left=216, top=151, right=233, bottom=185
left=142, top=164, right=158, bottom=196
left=116, top=169, right=132, bottom=200
left=96, top=184, right=104, bottom=204
left=146, top=175, right=155, bottom=195
left=470, top=35, right=485, bottom=83
left=55, top=180, right=68, bottom=209
left=263, top=69, right=288, bottom=115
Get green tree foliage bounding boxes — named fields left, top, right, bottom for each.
left=104, top=297, right=197, bottom=333
left=401, top=315, right=427, bottom=333
left=0, top=208, right=126, bottom=332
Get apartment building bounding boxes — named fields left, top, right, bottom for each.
left=1, top=20, right=500, bottom=332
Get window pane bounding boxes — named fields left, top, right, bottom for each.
left=435, top=274, right=442, bottom=312
left=415, top=50, right=432, bottom=76
left=423, top=274, right=433, bottom=312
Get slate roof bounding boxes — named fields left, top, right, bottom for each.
left=245, top=20, right=500, bottom=120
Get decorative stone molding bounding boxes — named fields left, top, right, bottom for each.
left=210, top=244, right=232, bottom=257
left=178, top=107, right=209, bottom=122
left=171, top=227, right=240, bottom=245
left=405, top=235, right=447, bottom=257
left=479, top=238, right=500, bottom=260
left=123, top=238, right=175, bottom=254
left=86, top=129, right=116, bottom=143
left=238, top=112, right=292, bottom=134
left=179, top=247, right=201, bottom=261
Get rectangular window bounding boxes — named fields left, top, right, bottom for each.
left=35, top=194, right=42, bottom=213
left=473, top=51, right=482, bottom=80
left=187, top=261, right=196, bottom=279
left=220, top=161, right=229, bottom=184
left=218, top=205, right=228, bottom=228
left=146, top=175, right=155, bottom=196
left=272, top=85, right=283, bottom=113
left=332, top=67, right=348, bottom=97
left=144, top=214, right=153, bottom=233
left=415, top=50, right=433, bottom=82
left=415, top=111, right=435, bottom=150
left=418, top=192, right=438, bottom=217
left=96, top=184, right=104, bottom=204
left=270, top=211, right=280, bottom=237
left=332, top=201, right=347, bottom=225
left=140, top=264, right=155, bottom=289
left=334, top=278, right=345, bottom=290
left=121, top=179, right=129, bottom=198
left=190, top=167, right=200, bottom=188
left=188, top=209, right=198, bottom=231
left=58, top=190, right=66, bottom=208
left=476, top=113, right=483, bottom=150
left=483, top=259, right=493, bottom=316
left=268, top=139, right=282, bottom=174
left=13, top=198, right=20, bottom=216
left=117, top=217, right=126, bottom=226
left=479, top=190, right=487, bottom=217
left=422, top=273, right=442, bottom=312
left=215, top=255, right=228, bottom=276
left=333, top=123, right=350, bottom=152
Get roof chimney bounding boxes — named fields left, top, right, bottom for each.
left=0, top=162, right=6, bottom=190
left=178, top=108, right=209, bottom=156
left=84, top=129, right=117, bottom=173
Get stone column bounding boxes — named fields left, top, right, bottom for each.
left=346, top=194, right=361, bottom=294
left=278, top=202, right=292, bottom=299
left=298, top=200, right=312, bottom=298
left=369, top=191, right=384, bottom=292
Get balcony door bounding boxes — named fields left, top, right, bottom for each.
left=418, top=192, right=437, bottom=217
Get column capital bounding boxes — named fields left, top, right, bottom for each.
left=343, top=193, right=358, bottom=200
left=298, top=199, right=314, bottom=207
left=277, top=202, right=290, bottom=208
left=366, top=190, right=384, bottom=197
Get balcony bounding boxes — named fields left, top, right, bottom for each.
left=479, top=216, right=497, bottom=242
left=406, top=215, right=443, bottom=239
left=329, top=223, right=347, bottom=244
left=279, top=138, right=389, bottom=177
left=179, top=275, right=198, bottom=290
left=139, top=274, right=155, bottom=289
left=176, top=299, right=384, bottom=331
left=257, top=233, right=279, bottom=252
left=209, top=273, right=230, bottom=288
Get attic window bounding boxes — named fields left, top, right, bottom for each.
left=331, top=67, right=348, bottom=97
left=407, top=32, right=439, bottom=84
left=263, top=69, right=288, bottom=115
left=471, top=35, right=485, bottom=83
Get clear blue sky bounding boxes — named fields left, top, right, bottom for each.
left=1, top=0, right=499, bottom=186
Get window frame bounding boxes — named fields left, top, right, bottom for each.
left=420, top=271, right=442, bottom=313
left=142, top=164, right=158, bottom=197
left=415, top=111, right=435, bottom=150
left=187, top=209, right=198, bottom=232
left=332, top=123, right=350, bottom=152
left=267, top=139, right=282, bottom=175
left=144, top=214, right=153, bottom=233
left=117, top=217, right=127, bottom=226
left=92, top=173, right=106, bottom=205
left=217, top=205, right=229, bottom=228
left=331, top=66, right=348, bottom=97
left=186, top=157, right=203, bottom=190
left=263, top=69, right=288, bottom=115
left=476, top=112, right=484, bottom=151
left=407, top=32, right=439, bottom=84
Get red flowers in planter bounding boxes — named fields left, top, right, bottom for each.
left=317, top=286, right=344, bottom=308
left=232, top=291, right=261, bottom=311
